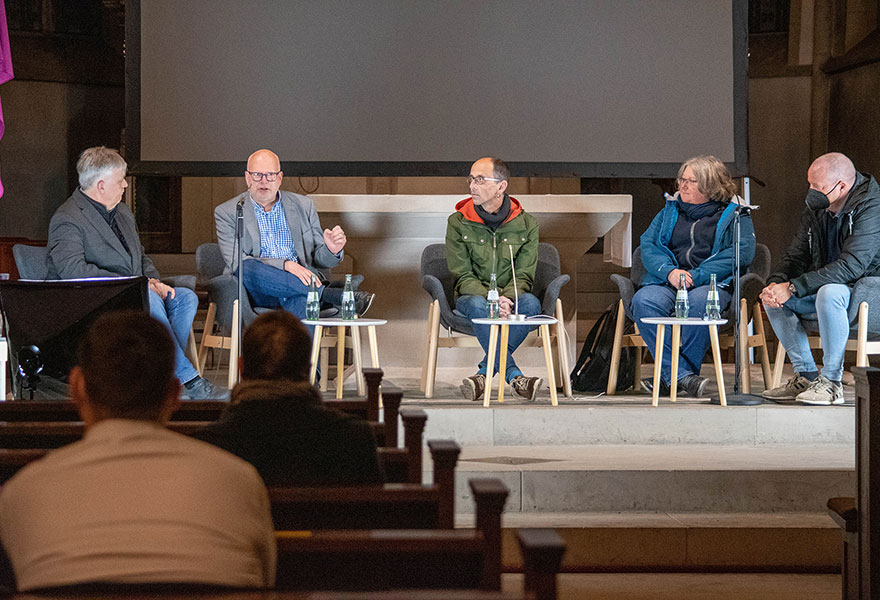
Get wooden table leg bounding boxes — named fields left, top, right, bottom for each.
left=540, top=324, right=558, bottom=406
left=367, top=326, right=381, bottom=408
left=336, top=325, right=346, bottom=399
left=351, top=325, right=365, bottom=397
left=652, top=324, right=665, bottom=407
left=483, top=324, right=499, bottom=407
left=670, top=324, right=681, bottom=403
left=309, top=325, right=323, bottom=385
left=709, top=324, right=726, bottom=406
left=497, top=325, right=509, bottom=403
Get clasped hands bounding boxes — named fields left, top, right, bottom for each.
left=148, top=278, right=175, bottom=299
left=759, top=281, right=792, bottom=308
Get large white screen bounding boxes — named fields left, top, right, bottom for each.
left=133, top=0, right=740, bottom=174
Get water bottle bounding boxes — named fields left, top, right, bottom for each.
left=305, top=274, right=321, bottom=321
left=704, top=273, right=722, bottom=320
left=487, top=273, right=501, bottom=319
left=341, top=274, right=355, bottom=320
left=675, top=273, right=689, bottom=319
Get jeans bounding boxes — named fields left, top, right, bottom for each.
left=632, top=283, right=732, bottom=385
left=763, top=283, right=852, bottom=382
left=455, top=293, right=541, bottom=382
left=148, top=287, right=199, bottom=384
left=241, top=260, right=328, bottom=337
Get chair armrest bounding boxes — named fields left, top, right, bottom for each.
left=422, top=274, right=453, bottom=313
left=850, top=277, right=880, bottom=331
left=162, top=274, right=196, bottom=290
left=610, top=273, right=636, bottom=313
left=541, top=274, right=570, bottom=316
left=203, top=274, right=257, bottom=336
left=738, top=273, right=765, bottom=312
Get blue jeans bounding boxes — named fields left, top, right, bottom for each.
left=455, top=293, right=541, bottom=382
left=241, top=260, right=324, bottom=336
left=148, top=287, right=199, bottom=384
left=632, top=283, right=732, bottom=385
left=763, top=283, right=852, bottom=382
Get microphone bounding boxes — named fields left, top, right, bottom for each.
left=509, top=243, right=520, bottom=317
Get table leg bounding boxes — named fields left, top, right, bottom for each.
left=351, top=326, right=365, bottom=397
left=670, top=324, right=681, bottom=403
left=497, top=325, right=510, bottom=403
left=309, top=325, right=323, bottom=385
left=652, top=324, right=665, bottom=407
left=540, top=324, right=558, bottom=406
left=336, top=325, right=346, bottom=399
left=709, top=324, right=726, bottom=406
left=368, top=326, right=380, bottom=368
left=483, top=324, right=499, bottom=407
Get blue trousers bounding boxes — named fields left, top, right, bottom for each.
left=455, top=293, right=541, bottom=382
left=148, top=287, right=199, bottom=384
left=763, top=283, right=852, bottom=382
left=632, top=283, right=732, bottom=385
left=241, top=260, right=329, bottom=337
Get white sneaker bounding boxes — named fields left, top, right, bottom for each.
left=762, top=374, right=812, bottom=401
left=796, top=375, right=844, bottom=405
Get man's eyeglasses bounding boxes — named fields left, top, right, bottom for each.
left=677, top=177, right=699, bottom=187
left=248, top=171, right=281, bottom=182
left=467, top=175, right=503, bottom=185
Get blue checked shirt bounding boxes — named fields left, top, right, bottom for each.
left=251, top=196, right=298, bottom=263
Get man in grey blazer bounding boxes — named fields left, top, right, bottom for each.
left=214, top=149, right=373, bottom=325
left=47, top=147, right=225, bottom=400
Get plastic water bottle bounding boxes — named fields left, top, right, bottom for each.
left=704, top=273, right=721, bottom=320
left=306, top=274, right=321, bottom=321
left=341, top=274, right=355, bottom=320
left=487, top=273, right=501, bottom=319
left=675, top=273, right=689, bottom=319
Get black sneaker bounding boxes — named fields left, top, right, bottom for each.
left=640, top=377, right=670, bottom=396
left=183, top=376, right=230, bottom=400
left=354, top=291, right=375, bottom=317
left=460, top=373, right=486, bottom=401
left=678, top=374, right=709, bottom=398
left=511, top=376, right=542, bottom=401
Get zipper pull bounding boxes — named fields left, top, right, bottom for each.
left=849, top=212, right=853, bottom=235
left=808, top=228, right=812, bottom=252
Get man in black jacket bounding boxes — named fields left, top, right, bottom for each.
left=193, top=310, right=384, bottom=485
left=761, top=153, right=880, bottom=405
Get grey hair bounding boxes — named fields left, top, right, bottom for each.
left=77, top=146, right=127, bottom=190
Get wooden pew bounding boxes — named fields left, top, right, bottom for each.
left=828, top=366, right=880, bottom=600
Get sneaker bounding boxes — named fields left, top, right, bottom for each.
left=460, top=373, right=486, bottom=401
left=511, top=375, right=542, bottom=401
left=354, top=291, right=375, bottom=317
left=679, top=374, right=709, bottom=398
left=762, top=374, right=812, bottom=401
left=796, top=375, right=844, bottom=405
left=183, top=376, right=230, bottom=401
left=640, top=377, right=670, bottom=396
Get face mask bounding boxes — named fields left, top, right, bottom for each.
left=805, top=188, right=830, bottom=210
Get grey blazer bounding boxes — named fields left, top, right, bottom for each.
left=47, top=188, right=161, bottom=280
left=214, top=191, right=342, bottom=277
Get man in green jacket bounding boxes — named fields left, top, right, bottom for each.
left=446, top=157, right=543, bottom=401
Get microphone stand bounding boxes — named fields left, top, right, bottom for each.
left=711, top=177, right=763, bottom=405
left=235, top=200, right=245, bottom=378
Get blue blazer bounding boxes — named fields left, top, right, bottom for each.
left=639, top=193, right=755, bottom=288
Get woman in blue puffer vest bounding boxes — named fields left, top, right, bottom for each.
left=633, top=155, right=756, bottom=397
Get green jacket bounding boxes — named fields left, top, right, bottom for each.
left=445, top=195, right=539, bottom=301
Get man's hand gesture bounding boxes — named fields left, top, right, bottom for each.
left=323, top=226, right=346, bottom=254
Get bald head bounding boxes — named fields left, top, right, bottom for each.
left=245, top=149, right=283, bottom=207
left=809, top=152, right=856, bottom=190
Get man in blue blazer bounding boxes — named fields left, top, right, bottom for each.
left=47, top=146, right=225, bottom=400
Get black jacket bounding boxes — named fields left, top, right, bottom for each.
left=767, top=172, right=880, bottom=296
left=193, top=379, right=384, bottom=486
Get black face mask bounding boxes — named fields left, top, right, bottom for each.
left=805, top=188, right=830, bottom=210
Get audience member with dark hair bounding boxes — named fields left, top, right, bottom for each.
left=194, top=310, right=384, bottom=485
left=0, top=311, right=276, bottom=592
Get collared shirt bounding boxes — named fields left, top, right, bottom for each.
left=251, top=195, right=298, bottom=263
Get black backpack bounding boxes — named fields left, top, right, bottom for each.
left=570, top=304, right=636, bottom=393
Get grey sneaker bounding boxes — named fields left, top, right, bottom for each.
left=354, top=291, right=375, bottom=317
left=511, top=375, right=542, bottom=401
left=640, top=377, right=670, bottom=396
left=183, top=376, right=230, bottom=401
left=678, top=374, right=709, bottom=398
left=796, top=375, right=844, bottom=405
left=762, top=374, right=812, bottom=401
left=460, top=373, right=486, bottom=401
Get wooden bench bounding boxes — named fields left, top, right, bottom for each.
left=827, top=366, right=880, bottom=600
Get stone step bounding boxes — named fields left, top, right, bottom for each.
left=438, top=444, right=853, bottom=514
left=460, top=512, right=841, bottom=573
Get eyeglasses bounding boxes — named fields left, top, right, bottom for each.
left=247, top=171, right=281, bottom=182
left=467, top=175, right=503, bottom=185
left=677, top=177, right=699, bottom=187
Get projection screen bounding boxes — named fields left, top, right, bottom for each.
left=126, top=0, right=747, bottom=177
